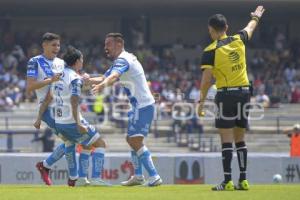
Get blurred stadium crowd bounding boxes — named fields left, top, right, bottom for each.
left=0, top=28, right=300, bottom=112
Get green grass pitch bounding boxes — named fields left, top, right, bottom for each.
left=0, top=185, right=300, bottom=200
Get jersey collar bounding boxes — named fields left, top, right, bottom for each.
left=41, top=54, right=54, bottom=61
left=219, top=34, right=228, bottom=40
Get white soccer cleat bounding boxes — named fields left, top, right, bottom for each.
left=89, top=178, right=112, bottom=186
left=76, top=177, right=90, bottom=186
left=121, top=175, right=145, bottom=186
left=143, top=175, right=163, bottom=187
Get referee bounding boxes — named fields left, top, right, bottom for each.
left=198, top=6, right=265, bottom=191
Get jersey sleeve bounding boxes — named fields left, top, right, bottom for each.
left=104, top=68, right=111, bottom=77
left=237, top=30, right=249, bottom=44
left=201, top=50, right=215, bottom=70
left=70, top=79, right=83, bottom=96
left=111, top=58, right=130, bottom=75
left=26, top=58, right=38, bottom=78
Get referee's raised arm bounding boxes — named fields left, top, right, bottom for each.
left=198, top=6, right=266, bottom=191
left=242, top=6, right=265, bottom=40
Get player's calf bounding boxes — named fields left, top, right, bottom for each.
left=78, top=148, right=91, bottom=186
left=89, top=137, right=110, bottom=186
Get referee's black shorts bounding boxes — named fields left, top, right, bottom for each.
left=215, top=90, right=251, bottom=129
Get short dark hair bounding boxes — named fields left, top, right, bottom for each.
left=106, top=32, right=124, bottom=44
left=208, top=14, right=227, bottom=32
left=63, top=46, right=82, bottom=66
left=42, top=32, right=60, bottom=43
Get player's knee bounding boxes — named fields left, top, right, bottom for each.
left=127, top=137, right=144, bottom=151
left=92, top=137, right=106, bottom=148
left=82, top=145, right=92, bottom=150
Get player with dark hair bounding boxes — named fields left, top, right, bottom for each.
left=91, top=32, right=162, bottom=186
left=35, top=46, right=109, bottom=186
left=26, top=32, right=76, bottom=186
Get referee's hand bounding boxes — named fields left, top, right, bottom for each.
left=197, top=101, right=205, bottom=117
left=251, top=5, right=265, bottom=19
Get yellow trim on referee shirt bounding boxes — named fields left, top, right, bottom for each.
left=201, top=65, right=213, bottom=69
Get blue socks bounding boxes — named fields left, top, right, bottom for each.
left=43, top=143, right=65, bottom=168
left=131, top=150, right=143, bottom=176
left=91, top=148, right=105, bottom=178
left=65, top=143, right=78, bottom=180
left=78, top=149, right=90, bottom=178
left=137, top=146, right=158, bottom=177
left=43, top=143, right=106, bottom=180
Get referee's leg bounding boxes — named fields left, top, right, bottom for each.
left=234, top=127, right=247, bottom=181
left=233, top=91, right=250, bottom=190
left=219, top=128, right=234, bottom=183
left=212, top=92, right=235, bottom=190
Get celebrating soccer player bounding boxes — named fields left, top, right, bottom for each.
left=26, top=32, right=76, bottom=186
left=44, top=46, right=109, bottom=186
left=91, top=33, right=162, bottom=186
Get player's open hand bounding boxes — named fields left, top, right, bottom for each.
left=85, top=77, right=102, bottom=86
left=251, top=5, right=265, bottom=19
left=84, top=77, right=92, bottom=86
left=81, top=72, right=90, bottom=80
left=91, top=84, right=104, bottom=95
left=33, top=120, right=41, bottom=129
left=77, top=123, right=88, bottom=134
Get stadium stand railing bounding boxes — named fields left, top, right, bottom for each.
left=0, top=102, right=298, bottom=153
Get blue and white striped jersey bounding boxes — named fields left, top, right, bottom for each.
left=104, top=51, right=155, bottom=108
left=51, top=67, right=83, bottom=124
left=26, top=55, right=65, bottom=106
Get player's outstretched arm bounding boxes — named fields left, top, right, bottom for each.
left=26, top=74, right=61, bottom=93
left=85, top=76, right=105, bottom=85
left=80, top=72, right=104, bottom=85
left=242, top=5, right=265, bottom=40
left=33, top=90, right=53, bottom=129
left=91, top=72, right=120, bottom=94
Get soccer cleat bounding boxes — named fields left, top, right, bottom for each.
left=211, top=181, right=234, bottom=191
left=89, top=178, right=112, bottom=186
left=121, top=176, right=145, bottom=186
left=235, top=180, right=250, bottom=190
left=36, top=161, right=52, bottom=186
left=68, top=178, right=77, bottom=187
left=143, top=175, right=163, bottom=187
left=76, top=177, right=90, bottom=186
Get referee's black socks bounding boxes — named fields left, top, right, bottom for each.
left=236, top=141, right=248, bottom=181
left=222, top=143, right=233, bottom=183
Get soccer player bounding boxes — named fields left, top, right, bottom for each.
left=198, top=6, right=265, bottom=191
left=26, top=32, right=76, bottom=186
left=91, top=33, right=162, bottom=186
left=50, top=46, right=109, bottom=186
